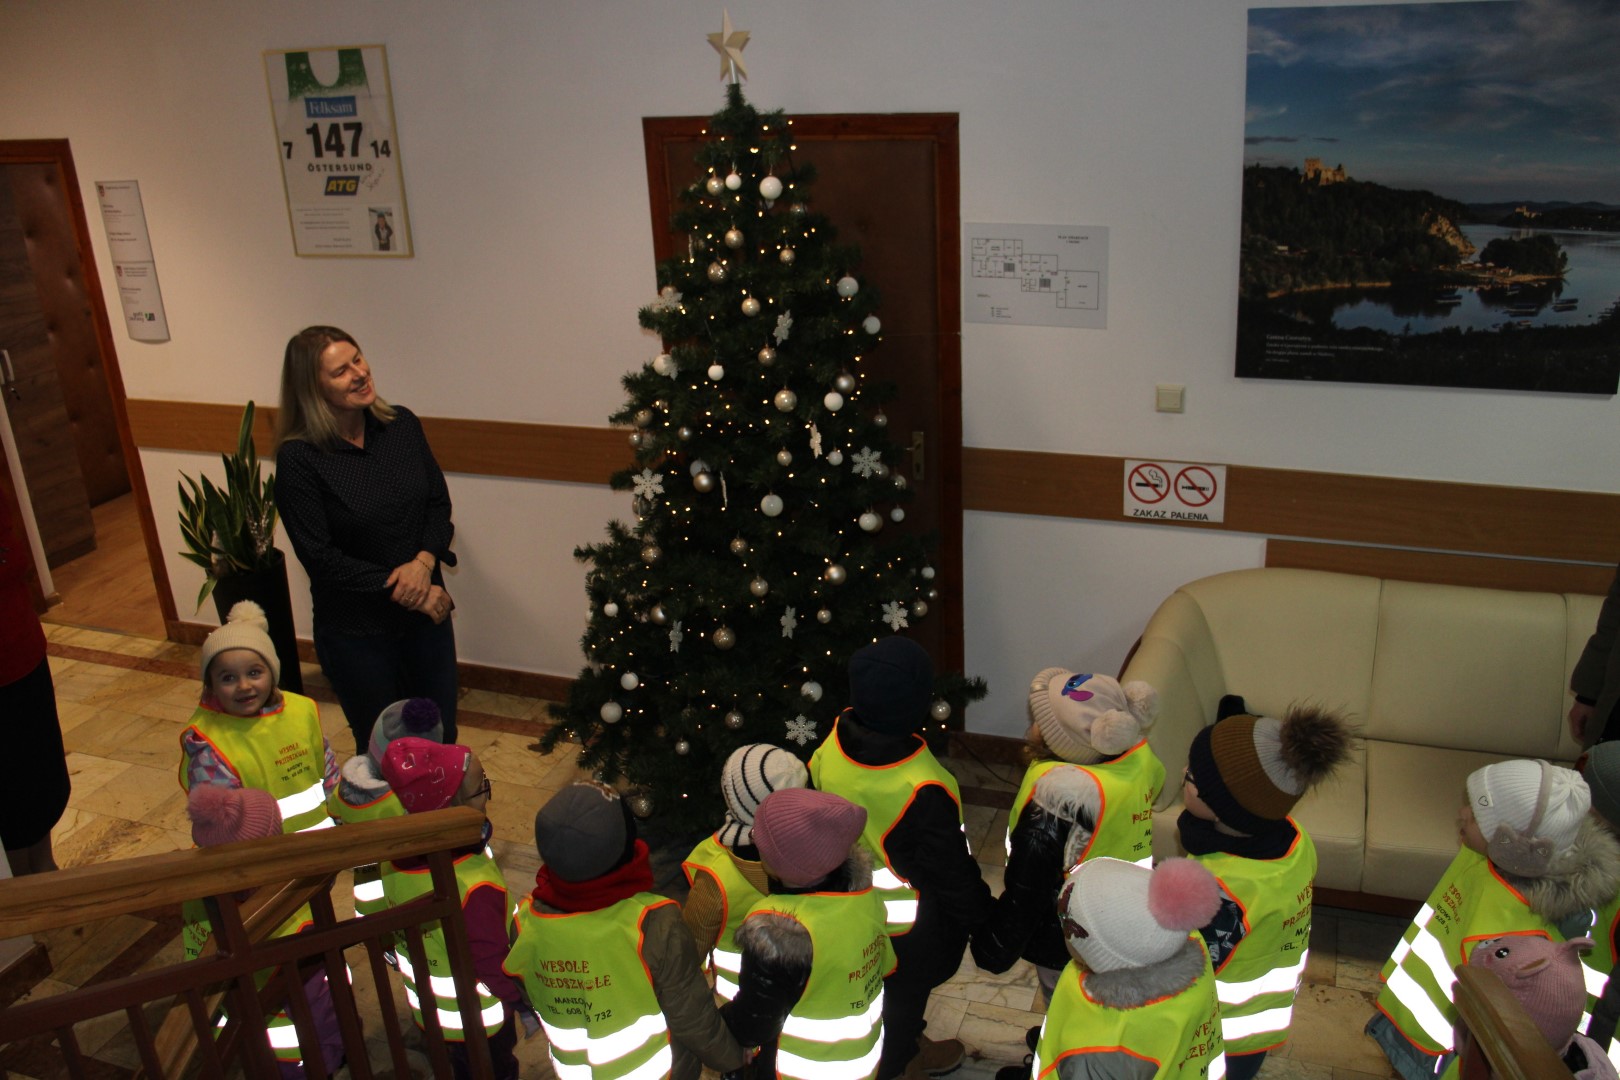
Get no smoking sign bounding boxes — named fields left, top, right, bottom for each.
left=1123, top=460, right=1227, bottom=523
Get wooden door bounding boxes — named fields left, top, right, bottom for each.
left=642, top=113, right=967, bottom=681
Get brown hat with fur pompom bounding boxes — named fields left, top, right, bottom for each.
left=1186, top=703, right=1353, bottom=834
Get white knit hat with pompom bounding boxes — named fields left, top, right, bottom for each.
left=200, top=600, right=280, bottom=686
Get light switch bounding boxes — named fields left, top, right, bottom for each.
left=1155, top=384, right=1185, bottom=413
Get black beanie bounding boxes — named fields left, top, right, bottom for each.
left=848, top=637, right=933, bottom=736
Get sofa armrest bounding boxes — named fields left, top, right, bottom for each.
left=1123, top=590, right=1227, bottom=811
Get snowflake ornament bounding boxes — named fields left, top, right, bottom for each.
left=632, top=469, right=666, bottom=501
left=851, top=447, right=883, bottom=479
left=786, top=714, right=818, bottom=746
left=669, top=620, right=684, bottom=653
left=808, top=423, right=823, bottom=459
left=882, top=601, right=911, bottom=631
left=780, top=606, right=798, bottom=639
left=650, top=286, right=682, bottom=312
left=774, top=311, right=794, bottom=344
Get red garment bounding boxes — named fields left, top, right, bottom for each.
left=0, top=499, right=46, bottom=687
left=532, top=840, right=655, bottom=912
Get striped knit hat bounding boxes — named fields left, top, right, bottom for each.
left=718, top=743, right=809, bottom=848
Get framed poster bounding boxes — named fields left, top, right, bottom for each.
left=264, top=44, right=412, bottom=257
left=1237, top=1, right=1620, bottom=395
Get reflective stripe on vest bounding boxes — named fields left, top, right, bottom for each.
left=182, top=692, right=330, bottom=835
left=682, top=833, right=766, bottom=1001
left=380, top=852, right=508, bottom=1040
left=1375, top=847, right=1558, bottom=1058
left=1005, top=745, right=1165, bottom=867
left=507, top=893, right=675, bottom=1080
left=745, top=888, right=892, bottom=1080
left=808, top=713, right=962, bottom=937
left=183, top=896, right=314, bottom=1064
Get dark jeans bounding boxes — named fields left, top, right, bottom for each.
left=448, top=1012, right=518, bottom=1080
left=1225, top=1050, right=1267, bottom=1080
left=877, top=900, right=970, bottom=1080
left=314, top=617, right=458, bottom=754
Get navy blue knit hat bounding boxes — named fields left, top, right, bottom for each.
left=848, top=636, right=933, bottom=736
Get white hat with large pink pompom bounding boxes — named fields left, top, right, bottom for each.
left=1057, top=857, right=1222, bottom=973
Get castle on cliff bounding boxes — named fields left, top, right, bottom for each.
left=1303, top=157, right=1347, bottom=184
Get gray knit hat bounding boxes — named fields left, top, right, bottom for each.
left=535, top=782, right=630, bottom=882
left=200, top=601, right=280, bottom=686
left=367, top=698, right=444, bottom=765
left=719, top=743, right=809, bottom=848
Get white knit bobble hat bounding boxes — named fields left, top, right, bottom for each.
left=1467, top=759, right=1589, bottom=857
left=200, top=600, right=280, bottom=686
left=1058, top=857, right=1221, bottom=974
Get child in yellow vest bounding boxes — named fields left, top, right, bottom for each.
left=1578, top=742, right=1620, bottom=1065
left=1030, top=856, right=1226, bottom=1080
left=377, top=737, right=530, bottom=1080
left=1367, top=759, right=1620, bottom=1080
left=183, top=783, right=344, bottom=1077
left=973, top=669, right=1163, bottom=1008
left=722, top=788, right=896, bottom=1080
left=1177, top=698, right=1352, bottom=1080
left=179, top=601, right=336, bottom=835
left=506, top=782, right=744, bottom=1080
left=682, top=742, right=808, bottom=1000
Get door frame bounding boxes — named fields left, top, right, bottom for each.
left=0, top=139, right=175, bottom=628
left=641, top=112, right=966, bottom=674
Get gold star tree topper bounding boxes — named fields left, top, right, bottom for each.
left=708, top=10, right=750, bottom=83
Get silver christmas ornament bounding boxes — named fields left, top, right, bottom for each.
left=760, top=493, right=784, bottom=517
left=836, top=275, right=859, bottom=298
left=778, top=247, right=796, bottom=265
left=776, top=448, right=793, bottom=466
left=628, top=431, right=644, bottom=448
left=713, top=626, right=737, bottom=650
left=693, top=471, right=716, bottom=493
left=835, top=372, right=856, bottom=394
left=760, top=175, right=784, bottom=200
left=690, top=459, right=711, bottom=476
left=749, top=577, right=770, bottom=597
left=824, top=391, right=845, bottom=412
left=707, top=261, right=728, bottom=282
left=620, top=672, right=639, bottom=690
left=675, top=739, right=691, bottom=755
left=641, top=544, right=663, bottom=564
left=875, top=463, right=890, bottom=479
left=650, top=604, right=669, bottom=625
left=930, top=700, right=952, bottom=722
left=921, top=566, right=936, bottom=580
left=873, top=411, right=889, bottom=428
left=634, top=408, right=654, bottom=427
left=914, top=600, right=929, bottom=617
left=629, top=793, right=653, bottom=817
left=706, top=175, right=726, bottom=196
left=893, top=474, right=909, bottom=491
left=927, top=587, right=940, bottom=601
left=774, top=389, right=798, bottom=412
left=859, top=511, right=882, bottom=533
left=824, top=564, right=847, bottom=585
left=730, top=537, right=749, bottom=556
left=725, top=710, right=745, bottom=730
left=678, top=425, right=694, bottom=441
left=725, top=228, right=744, bottom=249
left=816, top=608, right=832, bottom=624
left=758, top=345, right=777, bottom=365
left=600, top=701, right=623, bottom=724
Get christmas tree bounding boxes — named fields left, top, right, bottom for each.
left=542, top=53, right=985, bottom=831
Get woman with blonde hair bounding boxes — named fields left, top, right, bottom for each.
left=275, top=325, right=458, bottom=751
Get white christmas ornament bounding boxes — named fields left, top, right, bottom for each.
left=781, top=606, right=798, bottom=638
left=774, top=389, right=798, bottom=412
left=882, top=601, right=910, bottom=631
left=632, top=469, right=665, bottom=501
left=742, top=296, right=761, bottom=316
left=760, top=493, right=784, bottom=517
left=602, top=601, right=619, bottom=617
left=669, top=620, right=684, bottom=653
left=851, top=447, right=882, bottom=478
left=708, top=363, right=725, bottom=381
left=675, top=739, right=691, bottom=755
left=600, top=702, right=623, bottom=724
left=774, top=311, right=794, bottom=343
left=801, top=681, right=823, bottom=702
left=652, top=353, right=677, bottom=377
left=836, top=275, right=859, bottom=298
left=725, top=169, right=742, bottom=190
left=859, top=511, right=882, bottom=533
left=690, top=459, right=711, bottom=477
left=760, top=175, right=784, bottom=200
left=824, top=391, right=845, bottom=412
left=827, top=449, right=844, bottom=467
left=785, top=715, right=818, bottom=746
left=921, top=566, right=936, bottom=580
left=890, top=507, right=906, bottom=522
left=620, top=672, right=639, bottom=690
left=863, top=316, right=882, bottom=335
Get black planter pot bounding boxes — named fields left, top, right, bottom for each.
left=210, top=548, right=304, bottom=694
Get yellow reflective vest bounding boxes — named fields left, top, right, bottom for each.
left=1191, top=823, right=1316, bottom=1056
left=181, top=692, right=331, bottom=835
left=1033, top=945, right=1226, bottom=1080
left=809, top=712, right=965, bottom=936
left=506, top=892, right=676, bottom=1080
left=1006, top=741, right=1165, bottom=867
left=1375, top=846, right=1559, bottom=1060
left=381, top=850, right=509, bottom=1041
left=682, top=833, right=766, bottom=1002
left=182, top=896, right=314, bottom=1064
left=741, top=888, right=895, bottom=1080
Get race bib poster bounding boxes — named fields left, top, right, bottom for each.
left=264, top=45, right=412, bottom=257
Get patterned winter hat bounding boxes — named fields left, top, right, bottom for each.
left=368, top=698, right=445, bottom=765
left=1185, top=704, right=1352, bottom=834
left=379, top=737, right=471, bottom=813
left=719, top=743, right=809, bottom=848
left=1057, top=857, right=1221, bottom=974
left=1028, top=669, right=1157, bottom=765
left=200, top=600, right=280, bottom=686
left=188, top=783, right=282, bottom=847
left=753, top=788, right=867, bottom=888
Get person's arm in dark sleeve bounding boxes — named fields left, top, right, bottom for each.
left=721, top=913, right=812, bottom=1049
left=462, top=884, right=523, bottom=1003
left=402, top=409, right=456, bottom=568
left=972, top=803, right=1069, bottom=974
left=274, top=445, right=394, bottom=593
left=643, top=903, right=745, bottom=1072
left=888, top=784, right=993, bottom=931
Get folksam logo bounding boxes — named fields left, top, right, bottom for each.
left=305, top=96, right=357, bottom=118
left=324, top=177, right=360, bottom=195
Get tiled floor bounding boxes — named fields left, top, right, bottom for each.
left=2, top=624, right=1407, bottom=1079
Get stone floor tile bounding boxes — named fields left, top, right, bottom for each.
left=1283, top=983, right=1393, bottom=1077
left=956, top=999, right=1048, bottom=1070
left=1305, top=910, right=1340, bottom=985
left=1260, top=1055, right=1335, bottom=1080
left=62, top=752, right=134, bottom=801
left=68, top=762, right=175, bottom=823
left=53, top=807, right=173, bottom=869
left=459, top=689, right=539, bottom=721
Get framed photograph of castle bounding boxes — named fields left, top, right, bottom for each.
left=1236, top=1, right=1620, bottom=394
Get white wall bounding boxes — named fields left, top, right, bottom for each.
left=3, top=0, right=1612, bottom=738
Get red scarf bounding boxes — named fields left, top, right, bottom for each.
left=533, top=839, right=655, bottom=912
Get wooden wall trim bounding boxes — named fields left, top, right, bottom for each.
left=130, top=399, right=1620, bottom=565
left=1265, top=540, right=1615, bottom=594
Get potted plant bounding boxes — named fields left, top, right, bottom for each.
left=177, top=401, right=303, bottom=692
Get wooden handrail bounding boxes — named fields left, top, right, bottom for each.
left=0, top=807, right=486, bottom=938
left=1453, top=965, right=1573, bottom=1080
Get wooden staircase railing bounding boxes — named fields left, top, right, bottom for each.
left=0, top=806, right=496, bottom=1079
left=1453, top=963, right=1576, bottom=1080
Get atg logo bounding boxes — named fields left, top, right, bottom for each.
left=324, top=177, right=360, bottom=195
left=305, top=96, right=357, bottom=118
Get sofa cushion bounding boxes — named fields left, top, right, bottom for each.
left=1368, top=581, right=1568, bottom=759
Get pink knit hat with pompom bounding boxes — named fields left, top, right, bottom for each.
left=1057, top=857, right=1221, bottom=973
left=188, top=783, right=283, bottom=847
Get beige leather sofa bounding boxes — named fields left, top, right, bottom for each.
left=1121, top=567, right=1599, bottom=901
